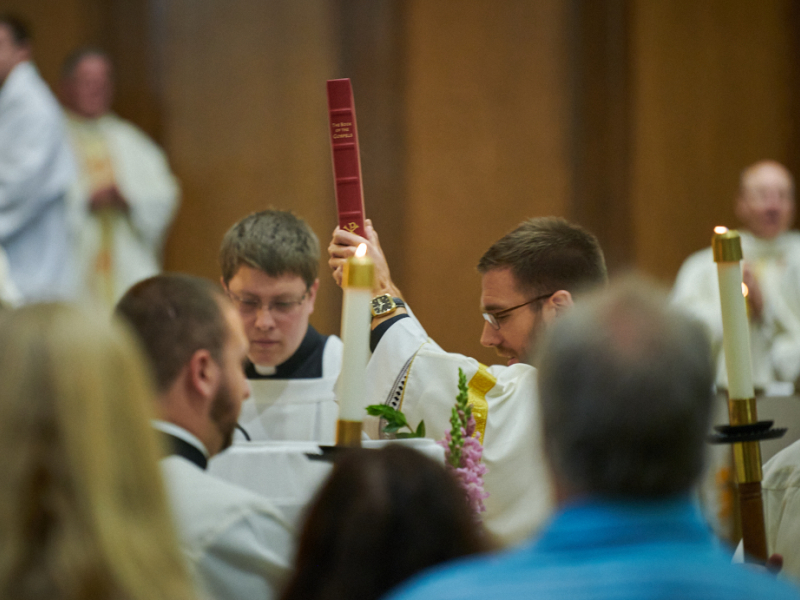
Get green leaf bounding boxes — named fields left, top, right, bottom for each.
left=416, top=420, right=426, bottom=438
left=383, top=423, right=403, bottom=433
left=366, top=404, right=397, bottom=419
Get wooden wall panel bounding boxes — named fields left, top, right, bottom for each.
left=630, top=0, right=794, bottom=282
left=0, top=0, right=107, bottom=87
left=158, top=0, right=342, bottom=333
left=10, top=0, right=800, bottom=365
left=403, top=0, right=572, bottom=365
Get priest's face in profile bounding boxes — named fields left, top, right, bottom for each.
left=209, top=303, right=251, bottom=453
left=479, top=267, right=558, bottom=366
left=224, top=265, right=319, bottom=367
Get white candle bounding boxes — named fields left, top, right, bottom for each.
left=713, top=227, right=755, bottom=400
left=337, top=243, right=374, bottom=422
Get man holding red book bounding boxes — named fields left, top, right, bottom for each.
left=329, top=216, right=607, bottom=546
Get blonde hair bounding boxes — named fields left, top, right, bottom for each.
left=0, top=303, right=196, bottom=600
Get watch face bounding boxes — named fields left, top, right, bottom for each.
left=372, top=294, right=396, bottom=316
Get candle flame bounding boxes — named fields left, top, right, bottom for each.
left=714, top=226, right=728, bottom=234
left=355, top=243, right=367, bottom=258
left=742, top=283, right=749, bottom=297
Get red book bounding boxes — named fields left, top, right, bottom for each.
left=327, top=79, right=366, bottom=237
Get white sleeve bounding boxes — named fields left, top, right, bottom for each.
left=194, top=506, right=293, bottom=600
left=671, top=250, right=725, bottom=345
left=0, top=90, right=73, bottom=242
left=107, top=118, right=180, bottom=252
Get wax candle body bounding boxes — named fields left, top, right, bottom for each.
left=338, top=286, right=372, bottom=421
left=716, top=260, right=755, bottom=400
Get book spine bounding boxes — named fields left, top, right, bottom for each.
left=327, top=78, right=366, bottom=237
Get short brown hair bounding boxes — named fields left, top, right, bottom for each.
left=115, top=274, right=228, bottom=393
left=219, top=210, right=320, bottom=287
left=0, top=14, right=31, bottom=46
left=281, top=445, right=488, bottom=600
left=477, top=217, right=607, bottom=297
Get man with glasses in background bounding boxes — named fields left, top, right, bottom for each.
left=329, top=217, right=607, bottom=546
left=220, top=210, right=341, bottom=443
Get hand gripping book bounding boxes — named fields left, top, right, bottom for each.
left=327, top=78, right=366, bottom=237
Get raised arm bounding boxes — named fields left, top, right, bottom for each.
left=328, top=219, right=403, bottom=299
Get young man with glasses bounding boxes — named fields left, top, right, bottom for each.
left=220, top=210, right=342, bottom=442
left=329, top=217, right=607, bottom=546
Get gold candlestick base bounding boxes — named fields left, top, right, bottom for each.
left=336, top=420, right=363, bottom=447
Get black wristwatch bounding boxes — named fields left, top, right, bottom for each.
left=371, top=294, right=405, bottom=318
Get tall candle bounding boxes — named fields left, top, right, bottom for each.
left=713, top=227, right=755, bottom=400
left=336, top=243, right=374, bottom=445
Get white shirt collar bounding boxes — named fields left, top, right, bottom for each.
left=253, top=363, right=277, bottom=376
left=152, top=420, right=209, bottom=458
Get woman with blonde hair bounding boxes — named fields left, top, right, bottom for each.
left=0, top=303, right=196, bottom=600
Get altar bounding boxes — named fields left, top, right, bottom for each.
left=208, top=438, right=446, bottom=528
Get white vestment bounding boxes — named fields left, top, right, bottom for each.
left=758, top=439, right=800, bottom=583
left=236, top=335, right=343, bottom=444
left=0, top=246, right=22, bottom=306
left=367, top=315, right=553, bottom=547
left=671, top=231, right=800, bottom=388
left=66, top=112, right=179, bottom=307
left=159, top=425, right=293, bottom=600
left=0, top=61, right=76, bottom=301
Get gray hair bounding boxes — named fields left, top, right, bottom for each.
left=219, top=210, right=320, bottom=287
left=536, top=276, right=714, bottom=497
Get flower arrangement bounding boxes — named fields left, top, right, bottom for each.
left=365, top=367, right=488, bottom=517
left=439, top=368, right=489, bottom=517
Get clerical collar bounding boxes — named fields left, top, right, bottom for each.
left=152, top=420, right=209, bottom=469
left=245, top=325, right=327, bottom=379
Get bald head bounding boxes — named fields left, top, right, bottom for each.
left=60, top=49, right=113, bottom=119
left=736, top=160, right=795, bottom=240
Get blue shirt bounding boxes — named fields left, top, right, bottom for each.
left=385, top=497, right=800, bottom=600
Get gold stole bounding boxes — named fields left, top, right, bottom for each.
left=68, top=118, right=117, bottom=306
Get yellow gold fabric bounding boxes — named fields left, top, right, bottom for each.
left=468, top=364, right=496, bottom=442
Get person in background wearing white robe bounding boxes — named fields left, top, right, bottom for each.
left=672, top=160, right=800, bottom=391
left=60, top=48, right=179, bottom=309
left=0, top=14, right=76, bottom=302
left=328, top=217, right=608, bottom=547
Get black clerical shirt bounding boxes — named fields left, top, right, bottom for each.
left=244, top=325, right=329, bottom=379
left=161, top=432, right=208, bottom=470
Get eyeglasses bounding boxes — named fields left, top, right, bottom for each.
left=482, top=292, right=556, bottom=330
left=227, top=289, right=308, bottom=319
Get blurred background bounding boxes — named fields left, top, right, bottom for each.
left=7, top=0, right=800, bottom=366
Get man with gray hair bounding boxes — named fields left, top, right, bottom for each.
left=220, top=209, right=342, bottom=442
left=386, top=279, right=800, bottom=600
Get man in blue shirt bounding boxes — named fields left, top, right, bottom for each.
left=386, top=279, right=800, bottom=600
